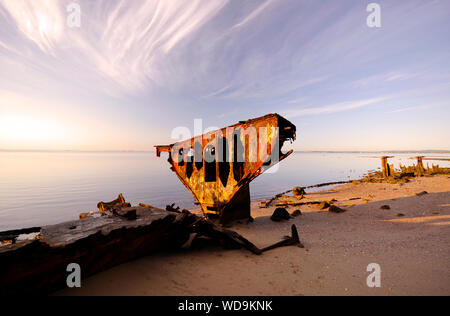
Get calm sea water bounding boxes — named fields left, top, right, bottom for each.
left=1, top=151, right=449, bottom=231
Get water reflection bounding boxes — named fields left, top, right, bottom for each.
left=0, top=151, right=449, bottom=230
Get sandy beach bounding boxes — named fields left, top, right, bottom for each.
left=58, top=175, right=450, bottom=296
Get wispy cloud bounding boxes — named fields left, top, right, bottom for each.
left=0, top=0, right=229, bottom=95
left=286, top=97, right=307, bottom=105
left=352, top=72, right=419, bottom=87
left=0, top=0, right=449, bottom=151
left=1, top=0, right=448, bottom=100
left=231, top=0, right=276, bottom=29
left=385, top=73, right=418, bottom=82
left=284, top=97, right=388, bottom=118
left=387, top=102, right=446, bottom=114
left=0, top=0, right=64, bottom=54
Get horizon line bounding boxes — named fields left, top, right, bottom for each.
left=1, top=149, right=449, bottom=154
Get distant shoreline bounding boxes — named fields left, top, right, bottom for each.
left=1, top=149, right=450, bottom=154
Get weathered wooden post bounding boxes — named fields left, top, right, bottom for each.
left=415, top=156, right=425, bottom=176
left=381, top=156, right=393, bottom=179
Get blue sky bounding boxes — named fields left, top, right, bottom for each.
left=0, top=0, right=449, bottom=151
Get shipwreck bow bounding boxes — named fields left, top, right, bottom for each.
left=156, top=113, right=296, bottom=224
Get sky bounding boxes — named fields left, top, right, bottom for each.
left=0, top=0, right=449, bottom=151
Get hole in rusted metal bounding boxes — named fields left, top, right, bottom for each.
left=178, top=147, right=184, bottom=166
left=218, top=136, right=230, bottom=187
left=194, top=141, right=203, bottom=171
left=233, top=131, right=244, bottom=181
left=186, top=147, right=193, bottom=179
left=205, top=145, right=216, bottom=182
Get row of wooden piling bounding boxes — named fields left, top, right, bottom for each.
left=381, top=156, right=435, bottom=179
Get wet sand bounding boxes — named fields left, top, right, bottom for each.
left=58, top=175, right=450, bottom=296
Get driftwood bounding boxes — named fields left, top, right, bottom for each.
left=0, top=227, right=41, bottom=243
left=188, top=216, right=302, bottom=255
left=97, top=193, right=130, bottom=212
left=304, top=180, right=353, bottom=189
left=0, top=205, right=303, bottom=295
left=261, top=225, right=304, bottom=252
left=0, top=206, right=188, bottom=295
left=275, top=201, right=322, bottom=207
left=261, top=181, right=353, bottom=208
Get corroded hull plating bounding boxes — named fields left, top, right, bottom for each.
left=156, top=113, right=296, bottom=224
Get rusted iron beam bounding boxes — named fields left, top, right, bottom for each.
left=155, top=145, right=172, bottom=157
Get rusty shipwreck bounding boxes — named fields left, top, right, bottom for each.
left=156, top=113, right=296, bottom=224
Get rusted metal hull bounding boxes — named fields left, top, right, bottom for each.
left=156, top=113, right=296, bottom=224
